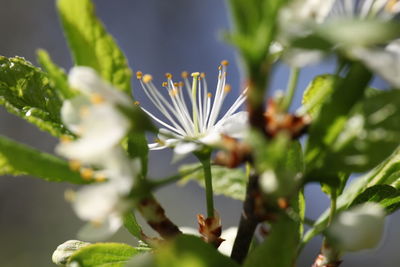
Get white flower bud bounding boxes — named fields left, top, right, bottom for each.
left=259, top=169, right=301, bottom=198
left=328, top=203, right=386, bottom=252
left=52, top=240, right=90, bottom=266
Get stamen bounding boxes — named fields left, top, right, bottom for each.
left=162, top=81, right=168, bottom=87
left=94, top=173, right=107, bottom=182
left=136, top=71, right=143, bottom=80
left=165, top=73, right=173, bottom=79
left=90, top=93, right=105, bottom=104
left=60, top=135, right=72, bottom=144
left=221, top=60, right=229, bottom=66
left=69, top=160, right=81, bottom=171
left=169, top=89, right=179, bottom=97
left=80, top=168, right=94, bottom=180
left=200, top=72, right=206, bottom=78
left=134, top=101, right=140, bottom=106
left=207, top=92, right=212, bottom=98
left=143, top=74, right=153, bottom=84
left=386, top=0, right=399, bottom=12
left=181, top=71, right=189, bottom=79
left=224, top=84, right=232, bottom=93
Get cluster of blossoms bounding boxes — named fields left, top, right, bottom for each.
left=136, top=60, right=248, bottom=157
left=57, top=67, right=140, bottom=241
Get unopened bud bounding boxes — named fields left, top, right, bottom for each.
left=327, top=203, right=385, bottom=252
left=52, top=240, right=90, bottom=266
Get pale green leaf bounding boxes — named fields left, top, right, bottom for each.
left=68, top=243, right=139, bottom=267
left=0, top=135, right=86, bottom=184
left=37, top=49, right=76, bottom=99
left=0, top=56, right=69, bottom=137
left=57, top=0, right=132, bottom=94
left=180, top=163, right=247, bottom=201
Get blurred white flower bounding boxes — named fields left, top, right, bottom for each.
left=56, top=67, right=141, bottom=241
left=328, top=202, right=386, bottom=252
left=52, top=240, right=90, bottom=266
left=137, top=61, right=248, bottom=157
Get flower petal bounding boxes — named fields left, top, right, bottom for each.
left=77, top=215, right=122, bottom=242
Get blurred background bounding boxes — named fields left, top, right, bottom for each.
left=0, top=0, right=399, bottom=266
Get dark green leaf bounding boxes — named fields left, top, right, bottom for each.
left=155, top=235, right=239, bottom=267
left=37, top=49, right=76, bottom=99
left=0, top=135, right=86, bottom=184
left=244, top=215, right=299, bottom=267
left=180, top=163, right=247, bottom=201
left=0, top=56, right=68, bottom=137
left=57, top=0, right=132, bottom=95
left=350, top=185, right=400, bottom=214
left=68, top=242, right=139, bottom=267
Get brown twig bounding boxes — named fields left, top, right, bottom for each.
left=137, top=195, right=182, bottom=239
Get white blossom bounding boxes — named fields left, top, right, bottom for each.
left=56, top=67, right=140, bottom=241
left=137, top=61, right=248, bottom=157
left=328, top=202, right=386, bottom=251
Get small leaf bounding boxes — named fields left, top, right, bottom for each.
left=57, top=0, right=132, bottom=95
left=301, top=74, right=335, bottom=118
left=350, top=185, right=400, bottom=214
left=37, top=49, right=76, bottom=99
left=68, top=243, right=139, bottom=267
left=123, top=212, right=144, bottom=241
left=0, top=135, right=86, bottom=184
left=0, top=56, right=68, bottom=137
left=180, top=163, right=247, bottom=201
left=155, top=235, right=239, bottom=267
left=244, top=215, right=299, bottom=267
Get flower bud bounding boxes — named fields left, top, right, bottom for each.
left=327, top=203, right=385, bottom=252
left=52, top=240, right=90, bottom=266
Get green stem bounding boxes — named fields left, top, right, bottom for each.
left=328, top=190, right=337, bottom=225
left=149, top=165, right=203, bottom=189
left=196, top=151, right=214, bottom=218
left=281, top=67, right=300, bottom=111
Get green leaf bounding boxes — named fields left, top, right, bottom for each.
left=68, top=243, right=139, bottom=267
left=301, top=74, right=335, bottom=118
left=0, top=56, right=68, bottom=137
left=155, top=235, right=239, bottom=267
left=37, top=49, right=76, bottom=99
left=301, top=148, right=400, bottom=248
left=0, top=135, right=86, bottom=184
left=57, top=0, right=132, bottom=95
left=244, top=215, right=299, bottom=267
left=123, top=212, right=144, bottom=241
left=180, top=163, right=247, bottom=201
left=350, top=185, right=400, bottom=214
left=305, top=63, right=372, bottom=180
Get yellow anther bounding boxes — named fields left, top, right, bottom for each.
left=79, top=106, right=90, bottom=117
left=162, top=81, right=168, bottom=87
left=90, top=93, right=105, bottom=104
left=136, top=71, right=143, bottom=80
left=224, top=84, right=232, bottom=93
left=178, top=81, right=184, bottom=87
left=165, top=73, right=173, bottom=79
left=221, top=60, right=229, bottom=66
left=64, top=189, right=76, bottom=202
left=90, top=220, right=103, bottom=228
left=207, top=92, right=212, bottom=98
left=200, top=72, right=206, bottom=78
left=173, top=82, right=179, bottom=87
left=218, top=65, right=222, bottom=70
left=80, top=168, right=94, bottom=181
left=60, top=135, right=72, bottom=144
left=386, top=0, right=399, bottom=12
left=134, top=101, right=140, bottom=106
left=181, top=71, right=189, bottom=79
left=94, top=173, right=107, bottom=182
left=142, top=74, right=153, bottom=83
left=191, top=72, right=200, bottom=78
left=169, top=89, right=179, bottom=97
left=69, top=160, right=81, bottom=171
